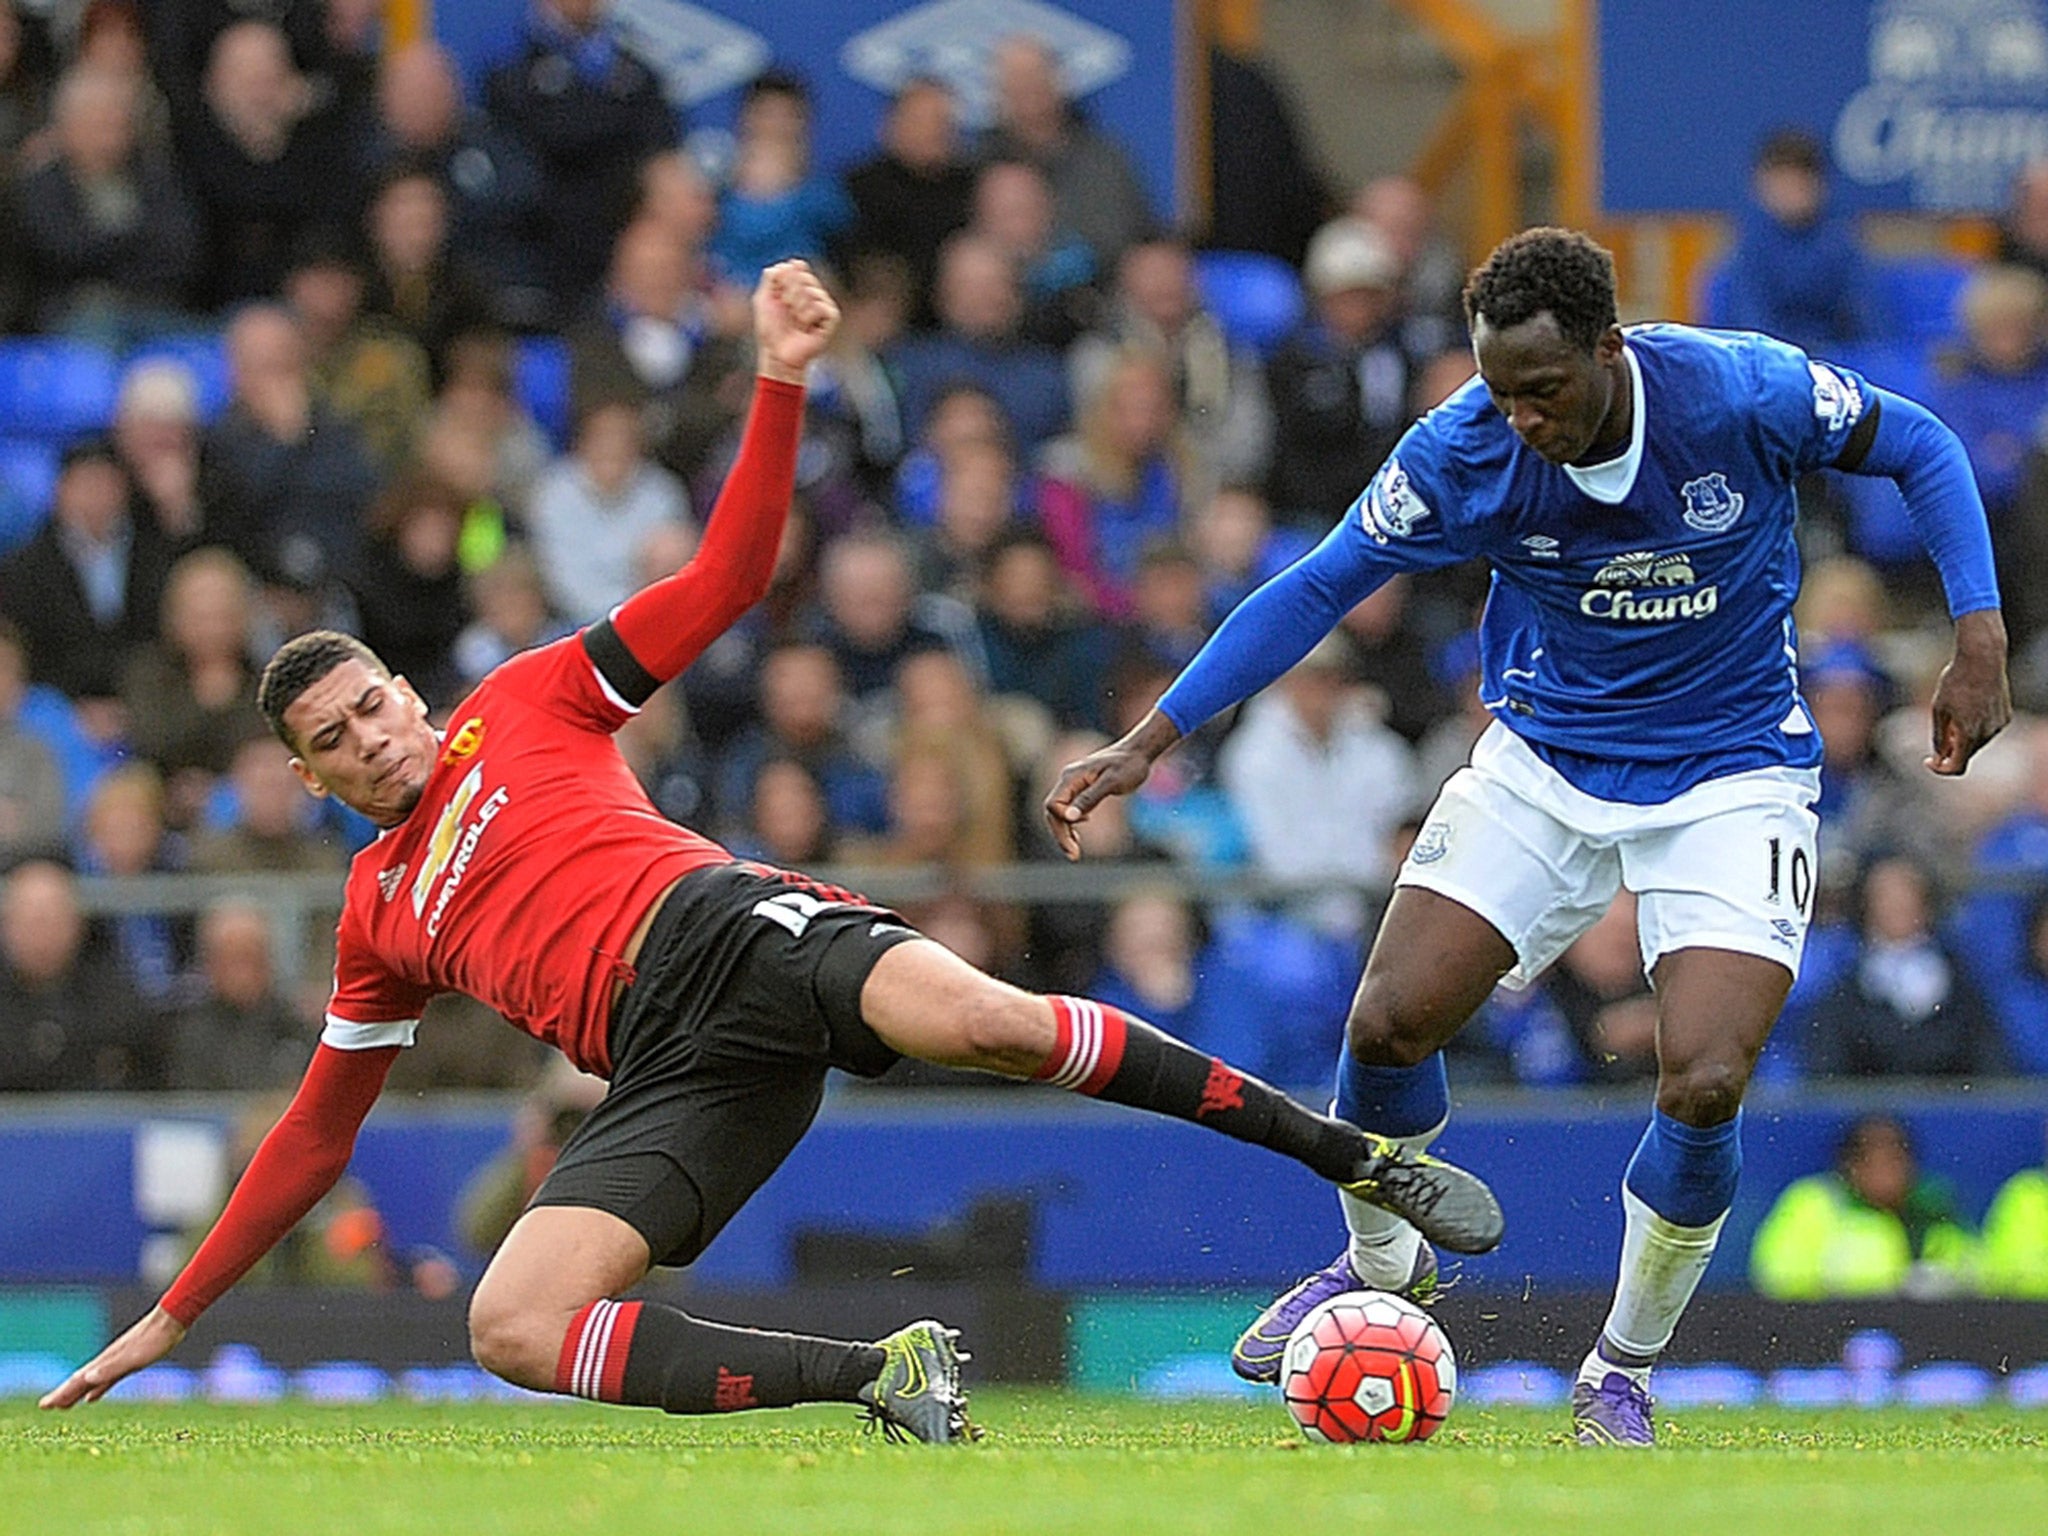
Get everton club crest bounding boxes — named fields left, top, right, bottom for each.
left=1680, top=472, right=1745, bottom=533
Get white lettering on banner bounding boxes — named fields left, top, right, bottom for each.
left=426, top=786, right=511, bottom=938
left=609, top=0, right=770, bottom=108
left=841, top=1, right=1132, bottom=127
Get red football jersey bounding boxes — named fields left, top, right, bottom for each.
left=321, top=635, right=731, bottom=1077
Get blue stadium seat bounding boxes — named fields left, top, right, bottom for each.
left=1869, top=255, right=1973, bottom=346
left=0, top=436, right=57, bottom=552
left=515, top=336, right=572, bottom=446
left=0, top=339, right=121, bottom=440
left=1194, top=249, right=1306, bottom=358
left=125, top=334, right=233, bottom=423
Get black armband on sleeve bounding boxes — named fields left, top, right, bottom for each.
left=1831, top=394, right=1883, bottom=473
left=582, top=620, right=662, bottom=708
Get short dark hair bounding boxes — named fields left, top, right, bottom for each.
left=1462, top=226, right=1619, bottom=354
left=257, top=630, right=386, bottom=749
left=1756, top=126, right=1827, bottom=176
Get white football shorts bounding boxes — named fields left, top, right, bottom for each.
left=1398, top=722, right=1821, bottom=987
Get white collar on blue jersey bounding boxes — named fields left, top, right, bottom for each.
left=1560, top=343, right=1644, bottom=505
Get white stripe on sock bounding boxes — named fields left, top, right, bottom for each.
left=1051, top=1000, right=1098, bottom=1089
left=575, top=1299, right=615, bottom=1399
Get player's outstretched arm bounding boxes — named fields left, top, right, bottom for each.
left=38, top=1042, right=398, bottom=1410
left=590, top=260, right=837, bottom=699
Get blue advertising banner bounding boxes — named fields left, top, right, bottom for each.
left=434, top=0, right=1183, bottom=219
left=1600, top=0, right=2048, bottom=213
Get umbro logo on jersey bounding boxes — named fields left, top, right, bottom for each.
left=1519, top=535, right=1560, bottom=558
left=1680, top=472, right=1745, bottom=533
left=377, top=863, right=408, bottom=902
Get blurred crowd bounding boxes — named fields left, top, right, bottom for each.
left=0, top=5, right=2045, bottom=1100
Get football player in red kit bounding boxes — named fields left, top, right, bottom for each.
left=40, top=262, right=1500, bottom=1443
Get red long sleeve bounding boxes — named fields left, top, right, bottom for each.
left=609, top=376, right=804, bottom=683
left=159, top=1043, right=398, bottom=1327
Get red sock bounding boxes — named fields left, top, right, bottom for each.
left=1030, top=996, right=1128, bottom=1094
left=554, top=1298, right=643, bottom=1402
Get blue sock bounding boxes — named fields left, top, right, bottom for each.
left=1622, top=1109, right=1742, bottom=1228
left=1334, top=1051, right=1449, bottom=1138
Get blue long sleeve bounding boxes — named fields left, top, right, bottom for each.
left=1850, top=387, right=2002, bottom=618
left=1157, top=517, right=1398, bottom=734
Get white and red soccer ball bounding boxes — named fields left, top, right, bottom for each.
left=1279, top=1290, right=1456, bottom=1443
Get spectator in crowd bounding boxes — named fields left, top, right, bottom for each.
left=1266, top=217, right=1419, bottom=527
left=0, top=619, right=66, bottom=864
left=1955, top=721, right=2048, bottom=1038
left=886, top=648, right=1018, bottom=867
left=200, top=303, right=381, bottom=590
left=1412, top=631, right=1489, bottom=798
left=527, top=397, right=692, bottom=623
left=983, top=34, right=1154, bottom=269
left=712, top=641, right=886, bottom=839
left=730, top=756, right=836, bottom=868
left=368, top=39, right=547, bottom=323
left=708, top=68, right=850, bottom=286
left=176, top=20, right=356, bottom=308
left=569, top=217, right=750, bottom=485
left=145, top=0, right=338, bottom=129
left=975, top=529, right=1111, bottom=732
left=1803, top=855, right=2003, bottom=1078
left=1119, top=542, right=1212, bottom=675
left=802, top=253, right=910, bottom=504
left=283, top=229, right=433, bottom=473
left=634, top=147, right=719, bottom=256
left=848, top=741, right=991, bottom=872
left=75, top=0, right=173, bottom=154
left=1189, top=484, right=1313, bottom=625
left=360, top=158, right=496, bottom=380
left=894, top=381, right=1015, bottom=527
left=1204, top=43, right=1329, bottom=267
left=1545, top=892, right=1659, bottom=1084
left=916, top=436, right=1016, bottom=598
left=843, top=76, right=975, bottom=327
left=453, top=545, right=570, bottom=691
left=809, top=528, right=976, bottom=700
left=0, top=860, right=153, bottom=1092
left=1801, top=641, right=1938, bottom=891
left=0, top=0, right=52, bottom=170
left=456, top=1059, right=608, bottom=1257
left=1750, top=1115, right=1976, bottom=1299
left=1997, top=156, right=2048, bottom=280
left=1353, top=174, right=1467, bottom=358
left=1979, top=1121, right=2048, bottom=1298
left=14, top=64, right=200, bottom=340
left=1707, top=127, right=1873, bottom=351
left=119, top=547, right=266, bottom=820
left=1071, top=238, right=1272, bottom=497
left=346, top=469, right=471, bottom=702
left=1930, top=265, right=2048, bottom=525
left=1336, top=576, right=1449, bottom=748
left=1218, top=633, right=1416, bottom=937
left=164, top=897, right=308, bottom=1090
left=76, top=761, right=186, bottom=1004
left=1038, top=348, right=1188, bottom=617
left=0, top=437, right=169, bottom=719
left=1975, top=894, right=2048, bottom=1076
left=1088, top=888, right=1218, bottom=1049
left=112, top=358, right=208, bottom=552
left=968, top=157, right=1097, bottom=349
left=433, top=332, right=553, bottom=528
left=889, top=231, right=1071, bottom=454
left=484, top=0, right=677, bottom=305
left=187, top=733, right=347, bottom=876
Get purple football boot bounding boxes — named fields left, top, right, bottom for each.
left=1230, top=1241, right=1439, bottom=1384
left=1571, top=1371, right=1656, bottom=1447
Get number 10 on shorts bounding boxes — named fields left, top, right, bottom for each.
left=1766, top=836, right=1812, bottom=915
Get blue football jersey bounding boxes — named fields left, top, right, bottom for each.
left=1344, top=324, right=1875, bottom=802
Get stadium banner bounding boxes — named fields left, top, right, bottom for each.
left=433, top=0, right=1186, bottom=220
left=1598, top=0, right=2048, bottom=213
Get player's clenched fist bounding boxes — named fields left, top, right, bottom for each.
left=754, top=259, right=840, bottom=385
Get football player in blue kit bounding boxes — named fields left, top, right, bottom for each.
left=1044, top=227, right=2011, bottom=1446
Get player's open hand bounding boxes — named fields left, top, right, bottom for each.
left=1926, top=608, right=2011, bottom=776
left=38, top=1305, right=186, bottom=1409
left=753, top=260, right=840, bottom=386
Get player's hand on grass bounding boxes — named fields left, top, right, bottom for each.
left=1926, top=608, right=2011, bottom=777
left=38, top=1305, right=186, bottom=1410
left=1043, top=709, right=1183, bottom=861
left=754, top=260, right=840, bottom=386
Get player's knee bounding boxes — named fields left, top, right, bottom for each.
left=1656, top=1059, right=1748, bottom=1127
left=467, top=1289, right=556, bottom=1389
left=1344, top=983, right=1434, bottom=1069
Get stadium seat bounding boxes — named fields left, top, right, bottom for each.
left=125, top=334, right=233, bottom=423
left=1194, top=249, right=1306, bottom=358
left=0, top=338, right=121, bottom=440
left=515, top=335, right=572, bottom=446
left=1868, top=255, right=1973, bottom=346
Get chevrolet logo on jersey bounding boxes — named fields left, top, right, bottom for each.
left=413, top=763, right=486, bottom=918
left=1580, top=550, right=1720, bottom=622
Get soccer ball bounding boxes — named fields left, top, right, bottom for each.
left=1279, top=1290, right=1456, bottom=1443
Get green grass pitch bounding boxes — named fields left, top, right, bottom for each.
left=7, top=1394, right=2045, bottom=1536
